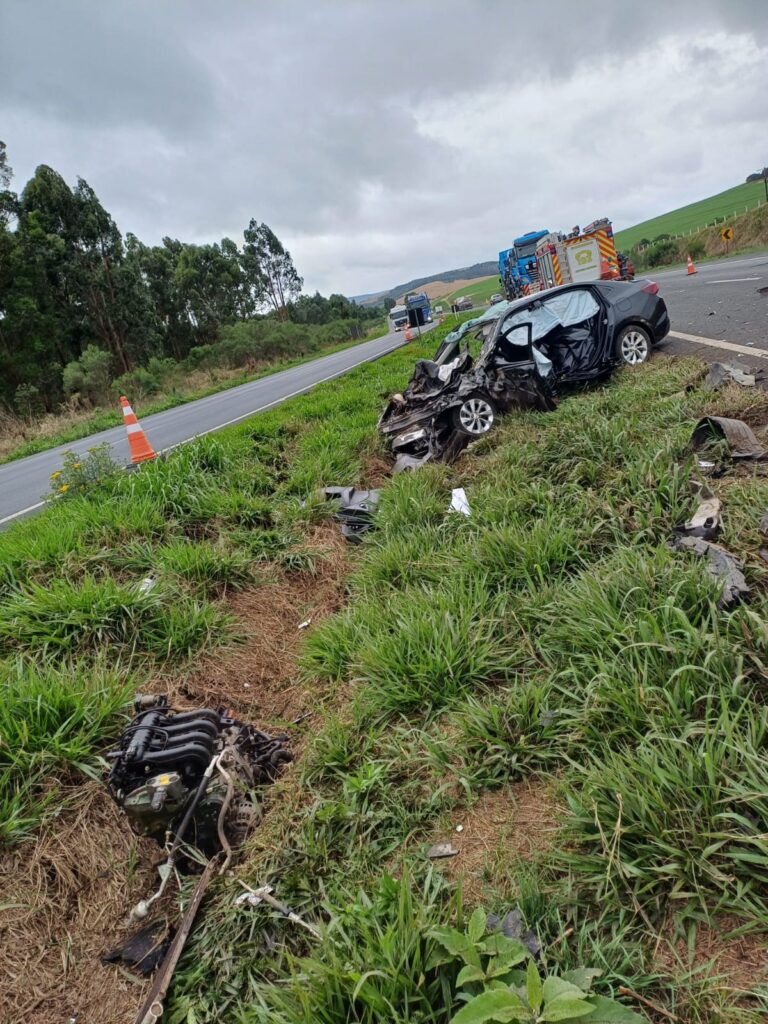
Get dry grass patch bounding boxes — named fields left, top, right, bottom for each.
left=0, top=783, right=162, bottom=1024
left=654, top=915, right=768, bottom=998
left=434, top=780, right=563, bottom=903
left=165, top=525, right=349, bottom=731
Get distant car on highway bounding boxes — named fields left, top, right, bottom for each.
left=453, top=296, right=474, bottom=311
left=489, top=293, right=504, bottom=305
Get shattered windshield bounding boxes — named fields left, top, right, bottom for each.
left=501, top=289, right=600, bottom=342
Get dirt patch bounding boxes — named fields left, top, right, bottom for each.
left=654, top=915, right=768, bottom=995
left=0, top=783, right=161, bottom=1024
left=166, top=524, right=349, bottom=730
left=397, top=276, right=491, bottom=303
left=434, top=780, right=563, bottom=903
left=361, top=450, right=393, bottom=489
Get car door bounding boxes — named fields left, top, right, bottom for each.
left=532, top=288, right=610, bottom=380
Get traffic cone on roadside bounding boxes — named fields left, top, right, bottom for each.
left=687, top=254, right=697, bottom=275
left=120, top=396, right=156, bottom=464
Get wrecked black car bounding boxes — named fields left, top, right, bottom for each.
left=379, top=280, right=670, bottom=469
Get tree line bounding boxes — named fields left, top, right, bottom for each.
left=0, top=143, right=383, bottom=413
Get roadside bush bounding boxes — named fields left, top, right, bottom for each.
left=687, top=238, right=706, bottom=259
left=48, top=442, right=119, bottom=500
left=62, top=345, right=113, bottom=406
left=114, top=356, right=177, bottom=400
left=14, top=382, right=44, bottom=418
left=185, top=343, right=217, bottom=370
left=644, top=239, right=679, bottom=267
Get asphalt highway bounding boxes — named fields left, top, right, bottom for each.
left=1, top=253, right=767, bottom=529
left=0, top=323, right=433, bottom=528
left=650, top=251, right=768, bottom=356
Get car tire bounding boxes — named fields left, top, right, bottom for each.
left=617, top=324, right=651, bottom=366
left=452, top=393, right=496, bottom=437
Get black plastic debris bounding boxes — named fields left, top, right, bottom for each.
left=703, top=363, right=755, bottom=390
left=689, top=416, right=767, bottom=460
left=669, top=535, right=749, bottom=609
left=673, top=484, right=721, bottom=540
left=101, top=918, right=171, bottom=976
left=486, top=908, right=541, bottom=958
left=322, top=487, right=380, bottom=543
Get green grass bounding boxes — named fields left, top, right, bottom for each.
left=615, top=180, right=768, bottom=249
left=439, top=275, right=501, bottom=308
left=3, top=318, right=768, bottom=1022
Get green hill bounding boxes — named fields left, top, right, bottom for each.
left=438, top=276, right=500, bottom=307
left=614, top=180, right=767, bottom=249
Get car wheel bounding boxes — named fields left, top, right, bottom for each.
left=617, top=325, right=651, bottom=366
left=452, top=393, right=496, bottom=436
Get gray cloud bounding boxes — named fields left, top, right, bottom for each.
left=1, top=1, right=767, bottom=295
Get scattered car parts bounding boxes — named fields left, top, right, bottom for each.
left=673, top=484, right=721, bottom=541
left=107, top=694, right=292, bottom=859
left=133, top=853, right=222, bottom=1024
left=487, top=908, right=541, bottom=958
left=101, top=918, right=171, bottom=977
left=689, top=416, right=767, bottom=460
left=322, top=486, right=381, bottom=542
left=427, top=842, right=458, bottom=859
left=703, top=362, right=756, bottom=390
left=670, top=535, right=749, bottom=609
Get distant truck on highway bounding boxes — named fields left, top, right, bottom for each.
left=389, top=304, right=409, bottom=331
left=405, top=292, right=433, bottom=328
left=498, top=229, right=550, bottom=299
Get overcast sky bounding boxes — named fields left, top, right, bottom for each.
left=2, top=1, right=767, bottom=296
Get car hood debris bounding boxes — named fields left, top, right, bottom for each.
left=322, top=487, right=381, bottom=542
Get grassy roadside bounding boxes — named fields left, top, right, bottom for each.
left=615, top=180, right=768, bottom=250
left=2, top=320, right=768, bottom=1022
left=441, top=275, right=499, bottom=307
left=0, top=320, right=388, bottom=466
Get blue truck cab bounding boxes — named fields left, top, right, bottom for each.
left=499, top=229, right=549, bottom=298
left=405, top=292, right=433, bottom=328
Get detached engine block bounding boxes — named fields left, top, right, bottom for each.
left=107, top=695, right=292, bottom=856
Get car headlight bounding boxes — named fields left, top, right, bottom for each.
left=395, top=427, right=427, bottom=445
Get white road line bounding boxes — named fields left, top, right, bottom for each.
left=707, top=277, right=760, bottom=284
left=0, top=500, right=46, bottom=526
left=667, top=330, right=768, bottom=359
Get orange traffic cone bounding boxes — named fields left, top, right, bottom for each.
left=687, top=254, right=697, bottom=275
left=120, top=396, right=156, bottom=464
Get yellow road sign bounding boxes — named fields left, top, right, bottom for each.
left=721, top=226, right=734, bottom=242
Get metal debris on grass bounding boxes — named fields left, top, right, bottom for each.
left=101, top=918, right=171, bottom=977
left=673, top=483, right=721, bottom=541
left=321, top=487, right=381, bottom=543
left=486, top=908, right=541, bottom=958
left=669, top=535, right=749, bottom=609
left=703, top=363, right=756, bottom=390
left=427, top=842, right=459, bottom=859
left=689, top=416, right=767, bottom=460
